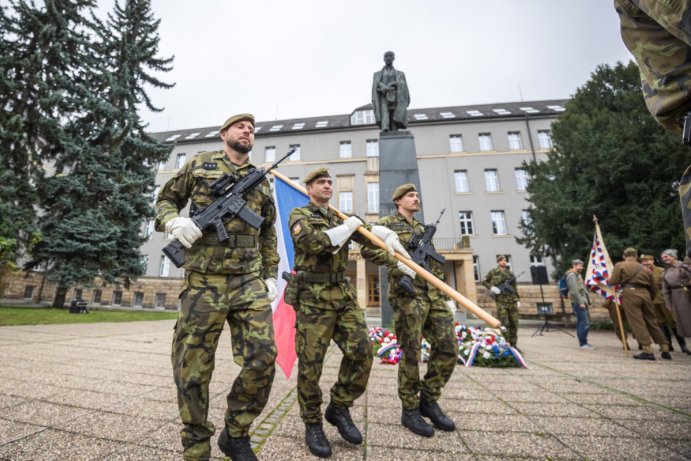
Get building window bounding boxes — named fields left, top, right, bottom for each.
left=473, top=255, right=480, bottom=282
left=479, top=133, right=493, bottom=151
left=538, top=130, right=552, bottom=149
left=73, top=289, right=83, bottom=300
left=367, top=273, right=380, bottom=306
left=160, top=255, right=170, bottom=277
left=459, top=211, right=474, bottom=235
left=339, top=191, right=353, bottom=213
left=350, top=109, right=375, bottom=125
left=157, top=160, right=166, bottom=171
left=449, top=134, right=464, bottom=152
left=521, top=210, right=531, bottom=226
left=133, top=292, right=144, bottom=307
left=264, top=146, right=276, bottom=163
left=507, top=131, right=523, bottom=150
left=515, top=168, right=529, bottom=191
left=367, top=182, right=379, bottom=213
left=155, top=293, right=166, bottom=308
left=484, top=169, right=500, bottom=192
left=491, top=211, right=507, bottom=235
left=112, top=290, right=122, bottom=306
left=23, top=285, right=35, bottom=299
left=454, top=170, right=469, bottom=193
left=92, top=290, right=102, bottom=303
left=339, top=141, right=352, bottom=158
left=366, top=139, right=379, bottom=157
left=175, top=153, right=187, bottom=169
left=152, top=185, right=160, bottom=204
left=144, top=219, right=154, bottom=239
left=289, top=144, right=301, bottom=161
left=530, top=255, right=545, bottom=267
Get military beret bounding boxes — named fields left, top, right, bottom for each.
left=623, top=247, right=638, bottom=258
left=639, top=254, right=654, bottom=261
left=496, top=255, right=506, bottom=262
left=304, top=168, right=331, bottom=184
left=392, top=183, right=417, bottom=201
left=220, top=113, right=255, bottom=132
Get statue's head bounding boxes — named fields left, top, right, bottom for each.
left=383, top=51, right=395, bottom=65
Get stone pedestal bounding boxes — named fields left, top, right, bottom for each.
left=378, top=130, right=422, bottom=326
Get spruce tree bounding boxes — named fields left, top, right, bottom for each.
left=518, top=62, right=687, bottom=274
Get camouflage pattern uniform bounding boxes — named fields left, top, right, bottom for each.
left=483, top=267, right=520, bottom=347
left=155, top=150, right=278, bottom=461
left=614, top=0, right=691, bottom=257
left=361, top=211, right=458, bottom=411
left=289, top=203, right=375, bottom=424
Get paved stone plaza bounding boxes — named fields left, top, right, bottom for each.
left=0, top=320, right=689, bottom=460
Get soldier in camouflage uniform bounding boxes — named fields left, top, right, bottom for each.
left=614, top=0, right=691, bottom=258
left=361, top=183, right=458, bottom=438
left=288, top=168, right=408, bottom=458
left=483, top=255, right=521, bottom=349
left=155, top=113, right=278, bottom=461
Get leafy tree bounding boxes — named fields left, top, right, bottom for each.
left=518, top=61, right=687, bottom=275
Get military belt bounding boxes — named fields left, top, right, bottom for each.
left=196, top=232, right=256, bottom=248
left=296, top=271, right=346, bottom=283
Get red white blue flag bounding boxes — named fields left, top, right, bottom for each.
left=270, top=175, right=308, bottom=378
left=585, top=219, right=619, bottom=301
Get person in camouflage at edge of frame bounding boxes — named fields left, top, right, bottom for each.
left=155, top=113, right=278, bottom=461
left=614, top=0, right=691, bottom=258
left=361, top=183, right=459, bottom=438
left=483, top=255, right=521, bottom=349
left=288, top=168, right=410, bottom=458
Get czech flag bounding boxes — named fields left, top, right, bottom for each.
left=270, top=175, right=308, bottom=378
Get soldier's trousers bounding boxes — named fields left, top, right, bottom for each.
left=496, top=301, right=519, bottom=347
left=620, top=289, right=669, bottom=354
left=391, top=293, right=458, bottom=411
left=295, top=301, right=372, bottom=424
left=172, top=272, right=277, bottom=461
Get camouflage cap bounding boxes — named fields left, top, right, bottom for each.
left=392, top=183, right=416, bottom=201
left=639, top=254, right=654, bottom=261
left=623, top=247, right=638, bottom=258
left=304, top=167, right=331, bottom=185
left=220, top=113, right=255, bottom=132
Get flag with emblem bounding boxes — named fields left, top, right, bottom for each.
left=584, top=217, right=619, bottom=301
left=271, top=174, right=309, bottom=378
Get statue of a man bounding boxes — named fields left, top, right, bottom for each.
left=372, top=51, right=410, bottom=132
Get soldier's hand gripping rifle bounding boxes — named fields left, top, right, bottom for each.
left=489, top=270, right=525, bottom=300
left=162, top=147, right=297, bottom=268
left=399, top=209, right=446, bottom=296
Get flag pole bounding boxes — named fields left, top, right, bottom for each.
left=593, top=215, right=628, bottom=352
left=271, top=170, right=501, bottom=328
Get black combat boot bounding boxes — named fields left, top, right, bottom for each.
left=305, top=424, right=332, bottom=458
left=633, top=352, right=656, bottom=361
left=401, top=408, right=434, bottom=437
left=325, top=403, right=363, bottom=444
left=420, top=400, right=456, bottom=431
left=218, top=429, right=257, bottom=461
left=661, top=351, right=672, bottom=360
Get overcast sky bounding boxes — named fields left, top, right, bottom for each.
left=102, top=0, right=635, bottom=133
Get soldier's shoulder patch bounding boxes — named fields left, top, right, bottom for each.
left=202, top=162, right=218, bottom=170
left=292, top=222, right=302, bottom=235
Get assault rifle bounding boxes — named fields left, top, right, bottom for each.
left=399, top=209, right=446, bottom=296
left=162, top=146, right=297, bottom=268
left=489, top=270, right=525, bottom=300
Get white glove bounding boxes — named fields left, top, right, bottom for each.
left=165, top=217, right=202, bottom=249
left=372, top=225, right=411, bottom=258
left=344, top=216, right=364, bottom=233
left=446, top=299, right=456, bottom=312
left=265, top=278, right=277, bottom=302
left=490, top=286, right=501, bottom=295
left=396, top=261, right=416, bottom=278
left=516, top=301, right=521, bottom=308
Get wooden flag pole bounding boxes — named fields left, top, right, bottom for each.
left=271, top=170, right=501, bottom=328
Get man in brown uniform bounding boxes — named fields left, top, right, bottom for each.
left=610, top=247, right=671, bottom=360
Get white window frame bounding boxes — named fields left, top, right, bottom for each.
left=515, top=168, right=529, bottom=191
left=366, top=139, right=379, bottom=157
left=507, top=131, right=523, bottom=150
left=159, top=255, right=170, bottom=277
left=449, top=134, right=464, bottom=152
left=367, top=183, right=379, bottom=213
left=459, top=210, right=474, bottom=235
left=454, top=170, right=469, bottom=193
left=264, top=146, right=276, bottom=163
left=473, top=255, right=481, bottom=282
left=339, top=191, right=353, bottom=213
left=339, top=141, right=352, bottom=158
left=538, top=130, right=553, bottom=149
left=530, top=255, right=545, bottom=267
left=289, top=144, right=301, bottom=161
left=479, top=133, right=493, bottom=151
left=491, top=210, right=507, bottom=235
left=484, top=169, right=500, bottom=192
left=175, top=153, right=187, bottom=169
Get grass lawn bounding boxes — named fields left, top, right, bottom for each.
left=0, top=306, right=178, bottom=326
